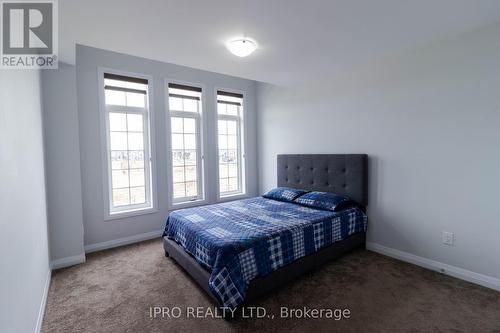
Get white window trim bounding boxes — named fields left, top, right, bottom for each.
left=165, top=79, right=207, bottom=209
left=214, top=87, right=247, bottom=200
left=98, top=67, right=158, bottom=221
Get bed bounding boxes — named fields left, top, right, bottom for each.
left=162, top=154, right=368, bottom=314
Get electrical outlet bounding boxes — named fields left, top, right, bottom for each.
left=442, top=231, right=454, bottom=246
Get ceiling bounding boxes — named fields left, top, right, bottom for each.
left=60, top=0, right=500, bottom=84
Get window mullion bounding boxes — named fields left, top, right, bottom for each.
left=171, top=110, right=198, bottom=119
left=143, top=108, right=150, bottom=205
left=218, top=114, right=238, bottom=121
left=125, top=113, right=132, bottom=205
left=107, top=105, right=145, bottom=114
left=240, top=103, right=244, bottom=192
left=182, top=117, right=187, bottom=198
left=226, top=120, right=230, bottom=191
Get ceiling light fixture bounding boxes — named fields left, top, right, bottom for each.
left=226, top=37, right=257, bottom=57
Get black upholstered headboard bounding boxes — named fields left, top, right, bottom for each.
left=277, top=154, right=368, bottom=207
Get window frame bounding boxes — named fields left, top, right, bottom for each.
left=98, top=67, right=158, bottom=220
left=215, top=87, right=247, bottom=200
left=165, top=79, right=206, bottom=207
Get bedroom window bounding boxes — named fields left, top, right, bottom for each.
left=217, top=90, right=245, bottom=197
left=168, top=83, right=204, bottom=203
left=102, top=72, right=154, bottom=216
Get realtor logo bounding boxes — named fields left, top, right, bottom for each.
left=1, top=0, right=58, bottom=69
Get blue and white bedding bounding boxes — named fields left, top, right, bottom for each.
left=162, top=197, right=367, bottom=309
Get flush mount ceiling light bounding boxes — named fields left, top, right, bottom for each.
left=226, top=37, right=257, bottom=57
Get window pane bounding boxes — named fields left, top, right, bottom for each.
left=226, top=104, right=237, bottom=116
left=128, top=151, right=144, bottom=169
left=169, top=97, right=183, bottom=111
left=172, top=134, right=183, bottom=150
left=173, top=183, right=185, bottom=198
left=183, top=98, right=197, bottom=112
left=173, top=166, right=185, bottom=183
left=184, top=118, right=196, bottom=133
left=112, top=170, right=129, bottom=189
left=228, top=177, right=238, bottom=191
left=227, top=135, right=237, bottom=149
left=184, top=150, right=197, bottom=166
left=105, top=89, right=126, bottom=106
left=184, top=134, right=196, bottom=150
left=128, top=132, right=144, bottom=150
left=218, top=120, right=227, bottom=134
left=227, top=121, right=237, bottom=135
left=220, top=150, right=237, bottom=163
left=110, top=132, right=127, bottom=150
left=129, top=169, right=145, bottom=187
left=226, top=150, right=237, bottom=163
left=228, top=164, right=238, bottom=178
left=113, top=188, right=130, bottom=206
left=171, top=117, right=183, bottom=133
left=219, top=164, right=228, bottom=178
left=126, top=92, right=145, bottom=108
left=185, top=166, right=197, bottom=182
left=219, top=150, right=227, bottom=164
left=219, top=178, right=229, bottom=193
left=186, top=181, right=197, bottom=197
left=127, top=113, right=143, bottom=132
left=218, top=135, right=227, bottom=149
left=217, top=103, right=226, bottom=115
left=172, top=150, right=183, bottom=166
left=109, top=113, right=127, bottom=131
left=111, top=151, right=128, bottom=169
left=130, top=186, right=146, bottom=204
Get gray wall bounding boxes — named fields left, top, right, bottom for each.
left=41, top=63, right=85, bottom=262
left=76, top=45, right=258, bottom=246
left=257, top=23, right=500, bottom=280
left=0, top=70, right=50, bottom=332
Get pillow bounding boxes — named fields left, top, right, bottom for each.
left=294, top=191, right=354, bottom=212
left=262, top=187, right=309, bottom=203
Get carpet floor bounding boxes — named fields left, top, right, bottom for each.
left=42, top=239, right=500, bottom=333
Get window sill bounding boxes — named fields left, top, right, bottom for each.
left=169, top=199, right=208, bottom=211
left=105, top=207, right=158, bottom=221
left=217, top=193, right=249, bottom=203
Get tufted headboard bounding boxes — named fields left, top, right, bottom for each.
left=277, top=154, right=368, bottom=207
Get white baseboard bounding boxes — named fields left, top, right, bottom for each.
left=35, top=269, right=51, bottom=333
left=84, top=230, right=163, bottom=254
left=50, top=253, right=86, bottom=270
left=366, top=242, right=500, bottom=292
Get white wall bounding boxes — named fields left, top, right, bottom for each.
left=41, top=63, right=85, bottom=265
left=76, top=45, right=258, bottom=246
left=257, top=23, right=500, bottom=281
left=0, top=70, right=50, bottom=332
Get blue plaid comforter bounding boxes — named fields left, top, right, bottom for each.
left=162, top=197, right=367, bottom=309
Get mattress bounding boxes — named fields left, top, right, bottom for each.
left=162, top=197, right=367, bottom=309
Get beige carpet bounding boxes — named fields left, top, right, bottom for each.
left=42, top=239, right=500, bottom=332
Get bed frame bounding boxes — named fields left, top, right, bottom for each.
left=163, top=154, right=368, bottom=316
